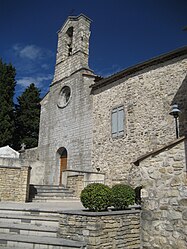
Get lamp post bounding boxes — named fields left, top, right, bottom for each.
left=169, top=104, right=181, bottom=139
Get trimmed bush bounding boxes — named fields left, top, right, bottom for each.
left=80, top=183, right=112, bottom=211
left=111, top=184, right=135, bottom=210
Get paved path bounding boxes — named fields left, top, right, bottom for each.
left=0, top=200, right=84, bottom=212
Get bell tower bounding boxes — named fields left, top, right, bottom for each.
left=39, top=14, right=95, bottom=185
left=52, top=14, right=91, bottom=84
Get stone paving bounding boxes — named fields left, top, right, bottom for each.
left=0, top=200, right=84, bottom=212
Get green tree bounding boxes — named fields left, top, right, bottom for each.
left=0, top=59, right=16, bottom=147
left=15, top=83, right=41, bottom=150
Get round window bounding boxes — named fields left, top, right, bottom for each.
left=58, top=86, right=71, bottom=108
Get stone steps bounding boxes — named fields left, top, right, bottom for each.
left=0, top=206, right=86, bottom=248
left=31, top=185, right=76, bottom=203
left=33, top=196, right=78, bottom=203
left=35, top=192, right=74, bottom=197
left=37, top=189, right=73, bottom=193
left=0, top=222, right=57, bottom=237
left=0, top=234, right=86, bottom=248
left=0, top=213, right=59, bottom=227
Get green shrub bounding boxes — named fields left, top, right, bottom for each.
left=80, top=183, right=112, bottom=212
left=111, top=184, right=135, bottom=210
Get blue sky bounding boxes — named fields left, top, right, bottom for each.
left=0, top=0, right=187, bottom=98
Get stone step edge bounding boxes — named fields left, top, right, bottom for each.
left=0, top=221, right=57, bottom=232
left=35, top=189, right=74, bottom=195
left=0, top=234, right=86, bottom=248
left=0, top=213, right=59, bottom=222
left=0, top=247, right=27, bottom=249
left=33, top=185, right=70, bottom=189
left=33, top=196, right=78, bottom=199
left=33, top=199, right=77, bottom=202
left=0, top=207, right=60, bottom=214
left=35, top=193, right=74, bottom=196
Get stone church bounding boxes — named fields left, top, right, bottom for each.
left=1, top=14, right=187, bottom=248
left=35, top=13, right=187, bottom=187
left=1, top=13, right=187, bottom=194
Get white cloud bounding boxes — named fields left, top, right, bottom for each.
left=17, top=74, right=53, bottom=88
left=13, top=44, right=53, bottom=61
left=20, top=45, right=41, bottom=60
left=11, top=43, right=55, bottom=96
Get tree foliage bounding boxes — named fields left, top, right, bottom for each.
left=14, top=83, right=41, bottom=150
left=0, top=59, right=16, bottom=147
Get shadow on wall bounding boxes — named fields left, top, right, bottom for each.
left=172, top=73, right=187, bottom=136
left=172, top=73, right=187, bottom=172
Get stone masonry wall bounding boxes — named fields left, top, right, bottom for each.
left=39, top=71, right=94, bottom=185
left=92, top=55, right=187, bottom=185
left=129, top=137, right=187, bottom=249
left=20, top=147, right=39, bottom=161
left=0, top=165, right=31, bottom=202
left=54, top=15, right=90, bottom=82
left=38, top=15, right=94, bottom=185
left=67, top=175, right=84, bottom=198
left=58, top=209, right=140, bottom=249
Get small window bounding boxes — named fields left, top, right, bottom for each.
left=111, top=106, right=124, bottom=138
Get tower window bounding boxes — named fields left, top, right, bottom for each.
left=111, top=106, right=124, bottom=138
left=66, top=27, right=73, bottom=56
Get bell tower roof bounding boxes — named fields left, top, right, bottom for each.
left=58, top=14, right=92, bottom=33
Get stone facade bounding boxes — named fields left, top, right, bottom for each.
left=38, top=15, right=95, bottom=185
left=66, top=171, right=105, bottom=197
left=37, top=14, right=187, bottom=189
left=58, top=209, right=140, bottom=249
left=19, top=148, right=45, bottom=185
left=130, top=137, right=187, bottom=249
left=0, top=165, right=31, bottom=202
left=91, top=51, right=187, bottom=185
left=67, top=175, right=84, bottom=198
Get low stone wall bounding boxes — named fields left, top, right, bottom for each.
left=19, top=147, right=39, bottom=160
left=67, top=175, right=84, bottom=198
left=66, top=170, right=105, bottom=198
left=58, top=209, right=140, bottom=249
left=130, top=137, right=187, bottom=249
left=0, top=165, right=31, bottom=202
left=0, top=156, right=45, bottom=185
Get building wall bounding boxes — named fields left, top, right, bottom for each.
left=129, top=138, right=187, bottom=249
left=92, top=55, right=187, bottom=184
left=0, top=165, right=30, bottom=202
left=13, top=148, right=45, bottom=185
left=38, top=15, right=94, bottom=185
left=38, top=71, right=94, bottom=185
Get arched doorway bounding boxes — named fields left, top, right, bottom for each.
left=57, top=147, right=67, bottom=186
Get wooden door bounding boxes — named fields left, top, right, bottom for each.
left=59, top=157, right=67, bottom=186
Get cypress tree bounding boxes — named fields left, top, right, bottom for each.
left=0, top=59, right=16, bottom=147
left=15, top=83, right=41, bottom=150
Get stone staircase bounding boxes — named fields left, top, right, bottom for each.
left=0, top=206, right=86, bottom=248
left=30, top=185, right=76, bottom=202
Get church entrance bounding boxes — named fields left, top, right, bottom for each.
left=57, top=147, right=67, bottom=186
